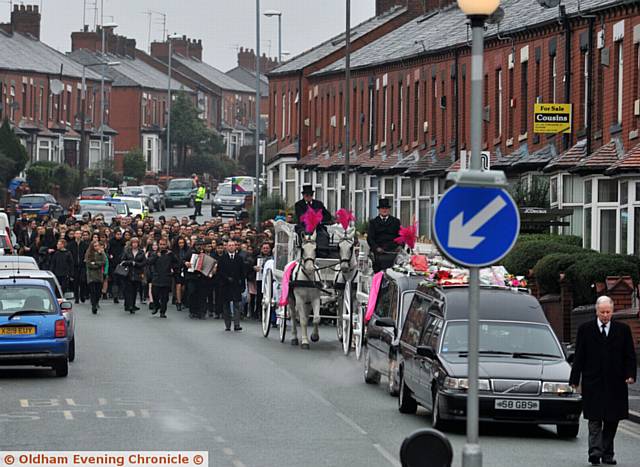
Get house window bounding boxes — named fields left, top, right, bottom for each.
left=355, top=174, right=365, bottom=220
left=382, top=83, right=388, bottom=145
left=431, top=77, right=437, bottom=145
left=398, top=81, right=403, bottom=144
left=520, top=60, right=528, bottom=135
left=327, top=172, right=337, bottom=212
left=615, top=41, right=624, bottom=125
left=368, top=86, right=374, bottom=146
left=440, top=79, right=446, bottom=147
left=508, top=67, right=514, bottom=139
left=399, top=178, right=414, bottom=226
left=495, top=69, right=503, bottom=137
left=620, top=181, right=629, bottom=205
left=635, top=44, right=640, bottom=126
left=583, top=52, right=589, bottom=130
left=413, top=81, right=419, bottom=142
left=22, top=83, right=27, bottom=118
left=418, top=179, right=432, bottom=238
left=368, top=176, right=379, bottom=218
left=600, top=209, right=617, bottom=254
left=483, top=74, right=489, bottom=144
left=389, top=84, right=394, bottom=144
left=281, top=93, right=286, bottom=139
left=584, top=207, right=592, bottom=249
left=562, top=175, right=584, bottom=204
left=598, top=179, right=618, bottom=203
left=10, top=85, right=16, bottom=121
left=550, top=176, right=558, bottom=204
left=66, top=89, right=71, bottom=123
left=89, top=140, right=100, bottom=168
left=551, top=55, right=557, bottom=103
left=37, top=139, right=51, bottom=162
left=620, top=181, right=629, bottom=255
left=38, top=86, right=44, bottom=122
left=382, top=178, right=395, bottom=209
left=461, top=72, right=466, bottom=146
left=406, top=82, right=411, bottom=145
left=272, top=168, right=280, bottom=197
left=585, top=179, right=593, bottom=204
left=288, top=90, right=292, bottom=138
left=596, top=49, right=604, bottom=134
left=285, top=164, right=296, bottom=205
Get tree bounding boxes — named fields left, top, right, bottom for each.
left=184, top=153, right=239, bottom=180
left=238, top=145, right=257, bottom=177
left=0, top=119, right=28, bottom=185
left=123, top=148, right=146, bottom=182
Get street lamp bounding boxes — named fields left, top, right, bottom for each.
left=166, top=33, right=182, bottom=178
left=80, top=60, right=119, bottom=187
left=263, top=10, right=282, bottom=63
left=455, top=2, right=500, bottom=467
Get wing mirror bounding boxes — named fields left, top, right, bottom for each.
left=60, top=301, right=73, bottom=310
left=416, top=345, right=436, bottom=359
left=374, top=317, right=396, bottom=328
left=63, top=292, right=74, bottom=300
left=563, top=342, right=575, bottom=364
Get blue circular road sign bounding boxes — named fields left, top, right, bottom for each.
left=433, top=185, right=519, bottom=267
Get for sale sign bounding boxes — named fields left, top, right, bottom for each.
left=533, top=103, right=572, bottom=134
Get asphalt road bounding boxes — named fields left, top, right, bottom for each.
left=1, top=205, right=640, bottom=467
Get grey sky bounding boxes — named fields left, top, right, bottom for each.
left=29, top=0, right=375, bottom=72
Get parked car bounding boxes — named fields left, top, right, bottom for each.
left=396, top=284, right=582, bottom=438
left=211, top=183, right=248, bottom=219
left=0, top=278, right=71, bottom=377
left=165, top=178, right=197, bottom=208
left=0, top=270, right=75, bottom=362
left=117, top=196, right=149, bottom=219
left=16, top=194, right=64, bottom=220
left=74, top=204, right=119, bottom=224
left=0, top=256, right=39, bottom=270
left=79, top=199, right=130, bottom=219
left=79, top=187, right=111, bottom=200
left=142, top=185, right=166, bottom=211
left=363, top=270, right=424, bottom=395
left=121, top=186, right=152, bottom=209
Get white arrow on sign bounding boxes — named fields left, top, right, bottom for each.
left=448, top=195, right=507, bottom=249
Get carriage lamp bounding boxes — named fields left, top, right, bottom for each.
left=457, top=0, right=500, bottom=16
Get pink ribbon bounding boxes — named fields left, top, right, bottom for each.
left=365, top=271, right=385, bottom=323
left=278, top=261, right=298, bottom=307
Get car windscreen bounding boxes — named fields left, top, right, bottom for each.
left=122, top=199, right=141, bottom=210
left=123, top=187, right=143, bottom=195
left=80, top=206, right=116, bottom=216
left=440, top=321, right=563, bottom=358
left=168, top=180, right=192, bottom=190
left=142, top=187, right=156, bottom=194
left=0, top=285, right=55, bottom=315
left=19, top=195, right=47, bottom=204
left=81, top=189, right=106, bottom=197
left=216, top=185, right=232, bottom=196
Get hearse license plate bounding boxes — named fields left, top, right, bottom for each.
left=0, top=327, right=35, bottom=335
left=495, top=399, right=539, bottom=411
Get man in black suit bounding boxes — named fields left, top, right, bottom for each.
left=217, top=239, right=246, bottom=331
left=294, top=185, right=332, bottom=255
left=570, top=295, right=637, bottom=466
left=367, top=198, right=401, bottom=272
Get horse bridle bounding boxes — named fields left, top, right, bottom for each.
left=338, top=236, right=355, bottom=267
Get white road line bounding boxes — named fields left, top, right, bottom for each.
left=307, top=389, right=333, bottom=408
left=373, top=443, right=401, bottom=467
left=19, top=400, right=29, bottom=408
left=222, top=448, right=234, bottom=457
left=62, top=410, right=74, bottom=420
left=65, top=398, right=76, bottom=406
left=335, top=411, right=368, bottom=435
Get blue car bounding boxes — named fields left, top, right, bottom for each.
left=16, top=194, right=64, bottom=220
left=0, top=278, right=71, bottom=377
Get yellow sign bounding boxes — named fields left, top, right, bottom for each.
left=534, top=103, right=572, bottom=134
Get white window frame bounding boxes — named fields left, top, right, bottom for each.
left=382, top=84, right=388, bottom=146
left=552, top=56, right=557, bottom=103
left=281, top=93, right=286, bottom=140
left=616, top=41, right=624, bottom=125
left=497, top=69, right=503, bottom=137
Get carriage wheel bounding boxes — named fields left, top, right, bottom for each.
left=353, top=299, right=365, bottom=360
left=278, top=305, right=287, bottom=343
left=261, top=269, right=273, bottom=338
left=341, top=280, right=353, bottom=356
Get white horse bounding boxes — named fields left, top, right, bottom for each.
left=335, top=225, right=357, bottom=338
left=289, top=231, right=322, bottom=350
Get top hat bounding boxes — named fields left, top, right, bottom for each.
left=301, top=185, right=314, bottom=195
left=377, top=198, right=391, bottom=209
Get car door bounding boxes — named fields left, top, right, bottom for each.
left=417, top=313, right=443, bottom=406
left=399, top=294, right=431, bottom=391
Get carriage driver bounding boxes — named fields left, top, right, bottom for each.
left=367, top=198, right=401, bottom=272
left=294, top=185, right=332, bottom=254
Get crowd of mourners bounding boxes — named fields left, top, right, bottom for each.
left=11, top=211, right=276, bottom=331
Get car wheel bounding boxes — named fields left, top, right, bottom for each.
left=388, top=358, right=400, bottom=396
left=431, top=391, right=447, bottom=430
left=69, top=337, right=75, bottom=362
left=556, top=424, right=579, bottom=438
left=54, top=359, right=69, bottom=377
left=398, top=371, right=417, bottom=414
left=188, top=198, right=194, bottom=208
left=363, top=347, right=381, bottom=384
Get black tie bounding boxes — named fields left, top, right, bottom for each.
left=601, top=324, right=607, bottom=338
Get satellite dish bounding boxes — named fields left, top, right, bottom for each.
left=486, top=6, right=505, bottom=25
left=537, top=0, right=561, bottom=8
left=50, top=79, right=64, bottom=96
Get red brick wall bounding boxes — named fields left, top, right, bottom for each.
left=150, top=37, right=203, bottom=61
left=110, top=87, right=141, bottom=171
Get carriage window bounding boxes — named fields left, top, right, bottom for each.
left=401, top=294, right=431, bottom=348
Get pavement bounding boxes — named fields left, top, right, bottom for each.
left=629, top=378, right=640, bottom=424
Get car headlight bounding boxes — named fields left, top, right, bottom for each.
left=443, top=377, right=490, bottom=391
left=542, top=382, right=575, bottom=394
left=215, top=198, right=222, bottom=204
left=235, top=198, right=243, bottom=204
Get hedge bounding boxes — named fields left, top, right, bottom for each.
left=517, top=234, right=583, bottom=248
left=565, top=254, right=640, bottom=306
left=26, top=161, right=81, bottom=197
left=503, top=240, right=585, bottom=276
left=532, top=252, right=596, bottom=295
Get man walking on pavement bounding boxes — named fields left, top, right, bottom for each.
left=147, top=238, right=178, bottom=318
left=217, top=239, right=246, bottom=331
left=194, top=181, right=206, bottom=217
left=570, top=295, right=637, bottom=466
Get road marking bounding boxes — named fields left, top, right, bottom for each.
left=373, top=443, right=401, bottom=467
left=335, top=411, right=367, bottom=435
left=222, top=448, right=234, bottom=457
left=95, top=410, right=135, bottom=418
left=62, top=410, right=74, bottom=420
left=19, top=400, right=28, bottom=408
left=619, top=421, right=640, bottom=440
left=308, top=389, right=333, bottom=408
left=65, top=399, right=76, bottom=406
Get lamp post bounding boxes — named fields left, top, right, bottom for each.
left=80, top=61, right=119, bottom=187
left=344, top=0, right=351, bottom=211
left=455, top=2, right=500, bottom=467
left=254, top=0, right=261, bottom=228
left=263, top=10, right=282, bottom=63
left=99, top=0, right=117, bottom=186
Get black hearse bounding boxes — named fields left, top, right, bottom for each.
left=396, top=283, right=582, bottom=437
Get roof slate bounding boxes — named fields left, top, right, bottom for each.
left=572, top=140, right=622, bottom=172
left=314, top=0, right=623, bottom=76
left=68, top=49, right=189, bottom=91
left=173, top=55, right=253, bottom=93
left=226, top=66, right=268, bottom=96
left=543, top=139, right=587, bottom=172
left=269, top=6, right=407, bottom=75
left=0, top=30, right=103, bottom=80
left=607, top=143, right=640, bottom=174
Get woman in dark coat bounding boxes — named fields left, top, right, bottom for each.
left=84, top=240, right=107, bottom=314
left=172, top=236, right=192, bottom=311
left=121, top=237, right=146, bottom=313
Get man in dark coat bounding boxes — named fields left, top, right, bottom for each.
left=68, top=230, right=89, bottom=303
left=121, top=238, right=146, bottom=313
left=217, top=239, right=246, bottom=331
left=570, top=295, right=637, bottom=466
left=147, top=238, right=178, bottom=318
left=108, top=230, right=125, bottom=304
left=367, top=198, right=401, bottom=272
left=294, top=185, right=332, bottom=256
left=48, top=239, right=74, bottom=293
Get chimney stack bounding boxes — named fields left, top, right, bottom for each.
left=237, top=47, right=278, bottom=72
left=375, top=0, right=455, bottom=17
left=9, top=4, right=41, bottom=39
left=150, top=36, right=202, bottom=61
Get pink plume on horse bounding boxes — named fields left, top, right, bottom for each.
left=300, top=206, right=323, bottom=233
left=394, top=223, right=418, bottom=250
left=335, top=208, right=355, bottom=230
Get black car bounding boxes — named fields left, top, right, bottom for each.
left=363, top=270, right=423, bottom=395
left=396, top=284, right=582, bottom=438
left=142, top=185, right=166, bottom=212
left=211, top=183, right=248, bottom=219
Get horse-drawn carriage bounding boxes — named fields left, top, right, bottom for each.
left=260, top=220, right=359, bottom=354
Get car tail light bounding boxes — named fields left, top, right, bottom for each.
left=55, top=319, right=67, bottom=338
